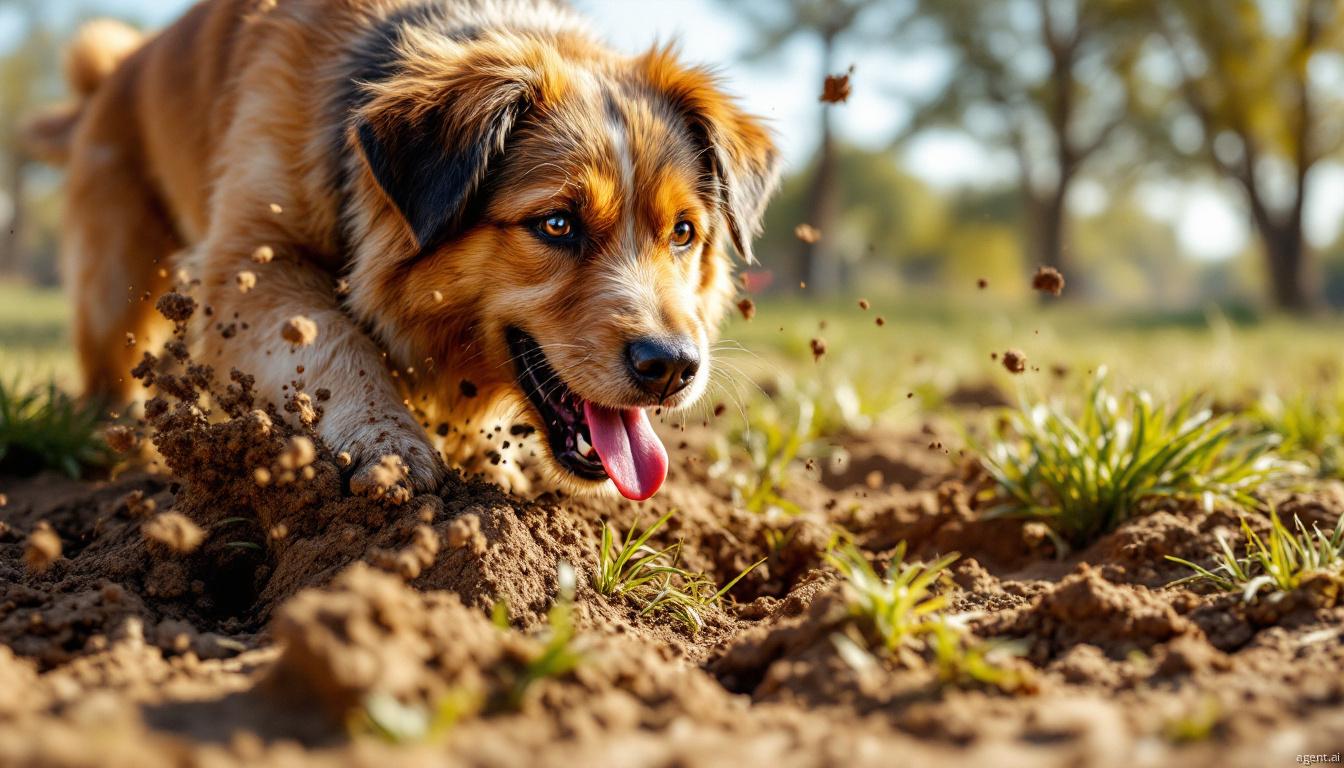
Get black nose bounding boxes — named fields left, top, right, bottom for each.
left=626, top=336, right=700, bottom=399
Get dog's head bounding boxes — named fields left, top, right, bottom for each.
left=344, top=27, right=779, bottom=500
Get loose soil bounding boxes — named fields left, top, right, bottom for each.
left=4, top=304, right=1344, bottom=766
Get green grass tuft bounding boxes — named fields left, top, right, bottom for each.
left=828, top=542, right=1027, bottom=690
left=0, top=379, right=111, bottom=478
left=979, top=368, right=1295, bottom=548
left=594, top=510, right=763, bottom=632
left=1167, top=511, right=1344, bottom=601
left=827, top=542, right=957, bottom=659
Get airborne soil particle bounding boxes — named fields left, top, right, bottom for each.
left=737, top=297, right=756, bottom=320
left=281, top=315, right=318, bottom=346
left=1002, top=349, right=1027, bottom=374
left=1033, top=266, right=1066, bottom=296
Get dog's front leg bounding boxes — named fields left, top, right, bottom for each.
left=189, top=241, right=444, bottom=501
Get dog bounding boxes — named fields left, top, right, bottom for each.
left=26, top=0, right=779, bottom=502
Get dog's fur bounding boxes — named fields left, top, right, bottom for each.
left=30, top=0, right=779, bottom=497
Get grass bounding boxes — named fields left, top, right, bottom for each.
left=1167, top=511, right=1344, bottom=601
left=1254, top=388, right=1344, bottom=479
left=594, top=510, right=764, bottom=632
left=827, top=541, right=1027, bottom=690
left=0, top=379, right=111, bottom=478
left=978, top=368, right=1295, bottom=549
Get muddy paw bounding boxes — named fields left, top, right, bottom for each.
left=346, top=448, right=444, bottom=504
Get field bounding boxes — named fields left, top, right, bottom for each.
left=4, top=281, right=1344, bottom=766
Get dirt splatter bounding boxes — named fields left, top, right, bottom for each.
left=281, top=315, right=318, bottom=346
left=820, top=65, right=854, bottom=103
left=236, top=270, right=257, bottom=293
left=794, top=223, right=821, bottom=244
left=737, top=298, right=756, bottom=321
left=810, top=337, right=827, bottom=362
left=22, top=522, right=60, bottom=573
left=142, top=511, right=205, bottom=554
left=1032, top=266, right=1065, bottom=296
left=1002, top=349, right=1027, bottom=374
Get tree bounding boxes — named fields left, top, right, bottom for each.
left=715, top=0, right=890, bottom=294
left=896, top=0, right=1145, bottom=291
left=1152, top=0, right=1344, bottom=312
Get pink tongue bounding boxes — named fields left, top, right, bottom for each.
left=582, top=403, right=668, bottom=501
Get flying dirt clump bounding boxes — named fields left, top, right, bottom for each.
left=820, top=65, right=854, bottom=103
left=1002, top=349, right=1027, bottom=374
left=281, top=315, right=318, bottom=346
left=737, top=298, right=756, bottom=321
left=236, top=270, right=257, bottom=293
left=142, top=511, right=205, bottom=554
left=794, top=223, right=822, bottom=244
left=251, top=245, right=275, bottom=264
left=23, top=523, right=61, bottom=573
left=1032, top=266, right=1065, bottom=296
left=104, top=424, right=138, bottom=453
left=810, top=337, right=827, bottom=362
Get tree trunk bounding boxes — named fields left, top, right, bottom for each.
left=796, top=35, right=839, bottom=295
left=1262, top=224, right=1312, bottom=312
left=0, top=155, right=23, bottom=277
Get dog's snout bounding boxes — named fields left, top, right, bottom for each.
left=626, top=336, right=700, bottom=399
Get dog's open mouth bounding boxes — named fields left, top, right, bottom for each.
left=506, top=327, right=668, bottom=501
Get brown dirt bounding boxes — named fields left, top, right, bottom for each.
left=4, top=303, right=1344, bottom=765
left=1033, top=266, right=1066, bottom=296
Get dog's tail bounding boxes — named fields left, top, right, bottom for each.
left=22, top=19, right=144, bottom=166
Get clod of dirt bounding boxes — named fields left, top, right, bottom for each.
left=1002, top=349, right=1027, bottom=374
left=460, top=379, right=478, bottom=398
left=857, top=299, right=870, bottom=310
left=431, top=289, right=444, bottom=303
left=737, top=298, right=756, bottom=321
left=142, top=511, right=205, bottom=554
left=977, top=278, right=988, bottom=290
left=124, top=332, right=136, bottom=347
left=23, top=523, right=60, bottom=573
left=810, top=337, right=827, bottom=362
left=155, top=292, right=197, bottom=324
left=794, top=224, right=821, bottom=244
left=104, top=425, right=138, bottom=453
left=1032, top=266, right=1065, bottom=296
left=281, top=315, right=318, bottom=346
left=0, top=493, right=6, bottom=506
left=875, top=316, right=886, bottom=326
left=236, top=270, right=257, bottom=293
left=251, top=245, right=275, bottom=264
left=264, top=563, right=513, bottom=721
left=269, top=203, right=284, bottom=215
left=447, top=513, right=486, bottom=555
left=820, top=65, right=854, bottom=103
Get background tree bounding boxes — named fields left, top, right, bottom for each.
left=714, top=0, right=890, bottom=294
left=1150, top=0, right=1344, bottom=312
left=895, top=0, right=1145, bottom=292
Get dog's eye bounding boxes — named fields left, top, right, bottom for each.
left=670, top=220, right=696, bottom=248
left=536, top=214, right=574, bottom=241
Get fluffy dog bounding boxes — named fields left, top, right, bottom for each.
left=28, top=0, right=779, bottom=501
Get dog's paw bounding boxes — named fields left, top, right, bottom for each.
left=343, top=441, right=445, bottom=504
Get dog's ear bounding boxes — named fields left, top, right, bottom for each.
left=639, top=47, right=781, bottom=264
left=353, top=46, right=542, bottom=250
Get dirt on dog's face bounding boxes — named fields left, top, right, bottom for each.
left=350, top=37, right=778, bottom=500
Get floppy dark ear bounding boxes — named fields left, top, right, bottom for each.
left=640, top=47, right=781, bottom=263
left=353, top=65, right=533, bottom=251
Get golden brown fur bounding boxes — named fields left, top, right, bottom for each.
left=32, top=0, right=779, bottom=499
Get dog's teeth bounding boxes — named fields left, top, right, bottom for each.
left=576, top=432, right=594, bottom=458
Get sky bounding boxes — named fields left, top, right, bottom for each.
left=13, top=0, right=1344, bottom=261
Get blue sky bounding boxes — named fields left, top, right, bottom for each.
left=12, top=0, right=1344, bottom=260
